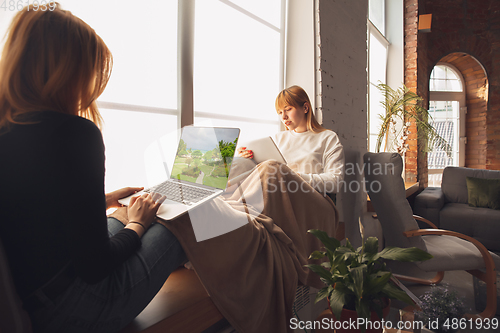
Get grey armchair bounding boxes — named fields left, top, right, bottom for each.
left=363, top=152, right=499, bottom=319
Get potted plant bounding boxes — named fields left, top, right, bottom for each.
left=306, top=229, right=433, bottom=333
left=415, top=285, right=466, bottom=333
left=374, top=83, right=451, bottom=157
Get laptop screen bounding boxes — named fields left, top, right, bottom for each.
left=170, top=127, right=240, bottom=190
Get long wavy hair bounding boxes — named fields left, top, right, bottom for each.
left=275, top=85, right=326, bottom=133
left=0, top=2, right=112, bottom=133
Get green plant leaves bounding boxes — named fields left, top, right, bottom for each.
left=363, top=237, right=379, bottom=255
left=304, top=264, right=334, bottom=285
left=315, top=286, right=330, bottom=303
left=382, top=282, right=415, bottom=306
left=309, top=250, right=326, bottom=260
left=334, top=259, right=348, bottom=275
left=329, top=289, right=347, bottom=320
left=307, top=229, right=341, bottom=252
left=377, top=247, right=433, bottom=262
left=306, top=231, right=433, bottom=330
left=350, top=265, right=366, bottom=301
left=366, top=271, right=392, bottom=295
left=373, top=300, right=385, bottom=324
left=355, top=299, right=371, bottom=333
left=344, top=238, right=355, bottom=251
left=374, top=83, right=452, bottom=157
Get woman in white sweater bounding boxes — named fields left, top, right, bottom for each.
left=240, top=85, right=345, bottom=196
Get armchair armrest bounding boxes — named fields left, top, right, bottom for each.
left=414, top=187, right=445, bottom=209
left=413, top=215, right=438, bottom=229
left=413, top=187, right=445, bottom=228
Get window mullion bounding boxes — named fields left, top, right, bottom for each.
left=178, top=0, right=195, bottom=129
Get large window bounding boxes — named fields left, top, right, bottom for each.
left=48, top=0, right=181, bottom=192
left=367, top=0, right=389, bottom=152
left=428, top=64, right=466, bottom=186
left=367, top=0, right=404, bottom=155
left=0, top=1, right=285, bottom=191
left=193, top=0, right=283, bottom=142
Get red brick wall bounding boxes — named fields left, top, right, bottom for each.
left=404, top=0, right=431, bottom=186
left=416, top=13, right=431, bottom=188
left=404, top=0, right=420, bottom=184
left=405, top=0, right=500, bottom=177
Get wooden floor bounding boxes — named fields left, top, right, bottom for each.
left=119, top=268, right=224, bottom=333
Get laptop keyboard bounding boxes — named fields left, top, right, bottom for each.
left=144, top=180, right=216, bottom=205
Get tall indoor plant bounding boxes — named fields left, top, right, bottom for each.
left=306, top=229, right=433, bottom=333
left=375, top=83, right=451, bottom=156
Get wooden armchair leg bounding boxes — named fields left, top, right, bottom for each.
left=466, top=269, right=497, bottom=319
left=393, top=271, right=444, bottom=286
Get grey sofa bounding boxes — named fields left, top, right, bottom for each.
left=414, top=166, right=500, bottom=252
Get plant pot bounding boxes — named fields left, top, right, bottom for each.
left=327, top=298, right=391, bottom=333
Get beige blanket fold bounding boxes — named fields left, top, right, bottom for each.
left=160, top=161, right=339, bottom=333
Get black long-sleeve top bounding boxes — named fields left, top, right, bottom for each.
left=0, top=111, right=140, bottom=299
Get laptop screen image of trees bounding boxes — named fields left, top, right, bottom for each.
left=171, top=127, right=240, bottom=190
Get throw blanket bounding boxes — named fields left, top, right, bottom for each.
left=115, top=161, right=338, bottom=332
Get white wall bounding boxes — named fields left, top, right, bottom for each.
left=286, top=3, right=369, bottom=326
left=317, top=0, right=369, bottom=246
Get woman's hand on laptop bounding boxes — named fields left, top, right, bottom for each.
left=237, top=147, right=253, bottom=159
left=105, top=187, right=144, bottom=209
left=125, top=193, right=166, bottom=237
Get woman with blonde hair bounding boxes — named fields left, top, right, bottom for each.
left=160, top=85, right=343, bottom=331
left=239, top=85, right=345, bottom=196
left=0, top=4, right=184, bottom=332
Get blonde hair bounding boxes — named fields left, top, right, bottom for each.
left=275, top=85, right=326, bottom=133
left=0, top=2, right=112, bottom=133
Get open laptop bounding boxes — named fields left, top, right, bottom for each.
left=119, top=126, right=240, bottom=220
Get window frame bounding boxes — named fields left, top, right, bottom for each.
left=428, top=62, right=466, bottom=174
left=0, top=1, right=288, bottom=191
left=367, top=18, right=390, bottom=152
left=95, top=0, right=287, bottom=130
left=98, top=0, right=287, bottom=190
left=182, top=0, right=286, bottom=130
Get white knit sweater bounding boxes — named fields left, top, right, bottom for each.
left=274, top=129, right=345, bottom=194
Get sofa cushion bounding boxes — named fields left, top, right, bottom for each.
left=417, top=235, right=493, bottom=272
left=440, top=203, right=500, bottom=252
left=441, top=167, right=500, bottom=204
left=466, top=177, right=500, bottom=210
left=417, top=234, right=500, bottom=272
left=474, top=212, right=500, bottom=252
left=440, top=203, right=476, bottom=236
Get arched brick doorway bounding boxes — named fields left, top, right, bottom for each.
left=435, top=53, right=488, bottom=169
